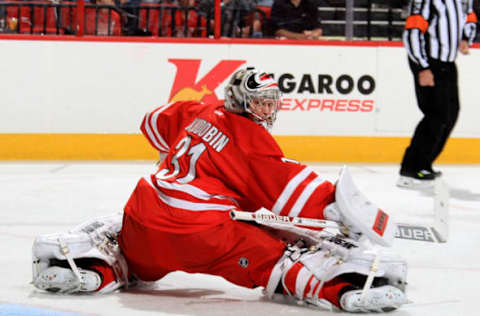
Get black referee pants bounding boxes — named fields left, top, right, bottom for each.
left=400, top=58, right=459, bottom=173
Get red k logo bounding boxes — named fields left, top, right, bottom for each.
left=168, top=59, right=246, bottom=103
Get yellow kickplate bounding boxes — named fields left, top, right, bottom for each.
left=0, top=134, right=478, bottom=163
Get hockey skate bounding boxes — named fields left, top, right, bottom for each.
left=32, top=212, right=128, bottom=294
left=396, top=169, right=436, bottom=189
left=33, top=266, right=101, bottom=293
left=264, top=234, right=408, bottom=313
left=340, top=285, right=407, bottom=313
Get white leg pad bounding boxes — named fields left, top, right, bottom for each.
left=32, top=212, right=128, bottom=293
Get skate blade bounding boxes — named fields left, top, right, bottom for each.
left=396, top=176, right=434, bottom=190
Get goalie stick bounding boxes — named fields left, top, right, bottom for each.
left=394, top=178, right=450, bottom=243
left=230, top=210, right=446, bottom=243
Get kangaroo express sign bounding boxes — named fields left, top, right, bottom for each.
left=166, top=58, right=376, bottom=113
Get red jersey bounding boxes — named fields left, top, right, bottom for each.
left=134, top=101, right=335, bottom=233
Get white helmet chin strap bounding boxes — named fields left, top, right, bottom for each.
left=247, top=112, right=271, bottom=130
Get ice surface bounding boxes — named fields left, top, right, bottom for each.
left=1, top=162, right=479, bottom=316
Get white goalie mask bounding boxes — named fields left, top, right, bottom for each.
left=224, top=67, right=282, bottom=130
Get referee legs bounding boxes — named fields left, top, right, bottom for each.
left=400, top=59, right=459, bottom=175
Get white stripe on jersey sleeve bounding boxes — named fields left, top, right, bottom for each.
left=272, top=167, right=312, bottom=215
left=288, top=176, right=326, bottom=218
left=155, top=178, right=212, bottom=199
left=145, top=177, right=237, bottom=211
left=155, top=177, right=239, bottom=206
left=143, top=110, right=169, bottom=152
left=149, top=103, right=174, bottom=151
left=156, top=189, right=237, bottom=211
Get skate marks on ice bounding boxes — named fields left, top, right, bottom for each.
left=1, top=163, right=480, bottom=316
left=0, top=304, right=88, bottom=316
left=117, top=272, right=336, bottom=316
left=26, top=272, right=345, bottom=316
left=415, top=185, right=480, bottom=202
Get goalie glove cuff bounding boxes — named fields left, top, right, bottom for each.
left=323, top=203, right=363, bottom=240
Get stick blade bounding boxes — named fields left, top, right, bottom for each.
left=395, top=223, right=446, bottom=243
left=433, top=178, right=449, bottom=242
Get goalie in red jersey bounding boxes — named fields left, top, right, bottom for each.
left=32, top=67, right=408, bottom=313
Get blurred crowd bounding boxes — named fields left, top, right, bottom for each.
left=0, top=0, right=478, bottom=41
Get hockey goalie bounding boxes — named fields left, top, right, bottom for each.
left=32, top=67, right=408, bottom=313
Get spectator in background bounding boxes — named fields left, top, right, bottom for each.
left=269, top=0, right=322, bottom=40
left=121, top=0, right=176, bottom=36
left=197, top=0, right=257, bottom=37
left=84, top=0, right=122, bottom=35
left=397, top=0, right=477, bottom=189
left=256, top=0, right=273, bottom=6
left=253, top=0, right=274, bottom=37
left=162, top=0, right=207, bottom=37
left=120, top=0, right=147, bottom=36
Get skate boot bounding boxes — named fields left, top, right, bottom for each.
left=33, top=266, right=102, bottom=293
left=339, top=285, right=407, bottom=313
left=397, top=169, right=436, bottom=189
left=427, top=168, right=442, bottom=177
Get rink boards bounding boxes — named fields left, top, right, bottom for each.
left=1, top=37, right=479, bottom=162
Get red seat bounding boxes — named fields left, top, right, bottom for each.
left=137, top=3, right=165, bottom=36
left=58, top=2, right=76, bottom=34
left=58, top=3, right=122, bottom=36
left=242, top=5, right=271, bottom=37
left=137, top=3, right=206, bottom=37
left=256, top=5, right=271, bottom=19
left=6, top=1, right=61, bottom=34
left=84, top=6, right=122, bottom=36
left=161, top=6, right=207, bottom=37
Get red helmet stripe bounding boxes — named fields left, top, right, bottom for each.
left=265, top=83, right=278, bottom=88
left=260, top=74, right=272, bottom=80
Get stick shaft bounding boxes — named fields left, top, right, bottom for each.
left=231, top=211, right=443, bottom=243
left=230, top=210, right=340, bottom=229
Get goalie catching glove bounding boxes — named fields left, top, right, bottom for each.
left=323, top=166, right=397, bottom=247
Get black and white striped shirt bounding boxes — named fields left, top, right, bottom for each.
left=403, top=0, right=477, bottom=68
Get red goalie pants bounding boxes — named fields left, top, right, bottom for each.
left=117, top=178, right=286, bottom=288
left=119, top=210, right=286, bottom=288
left=117, top=178, right=349, bottom=307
